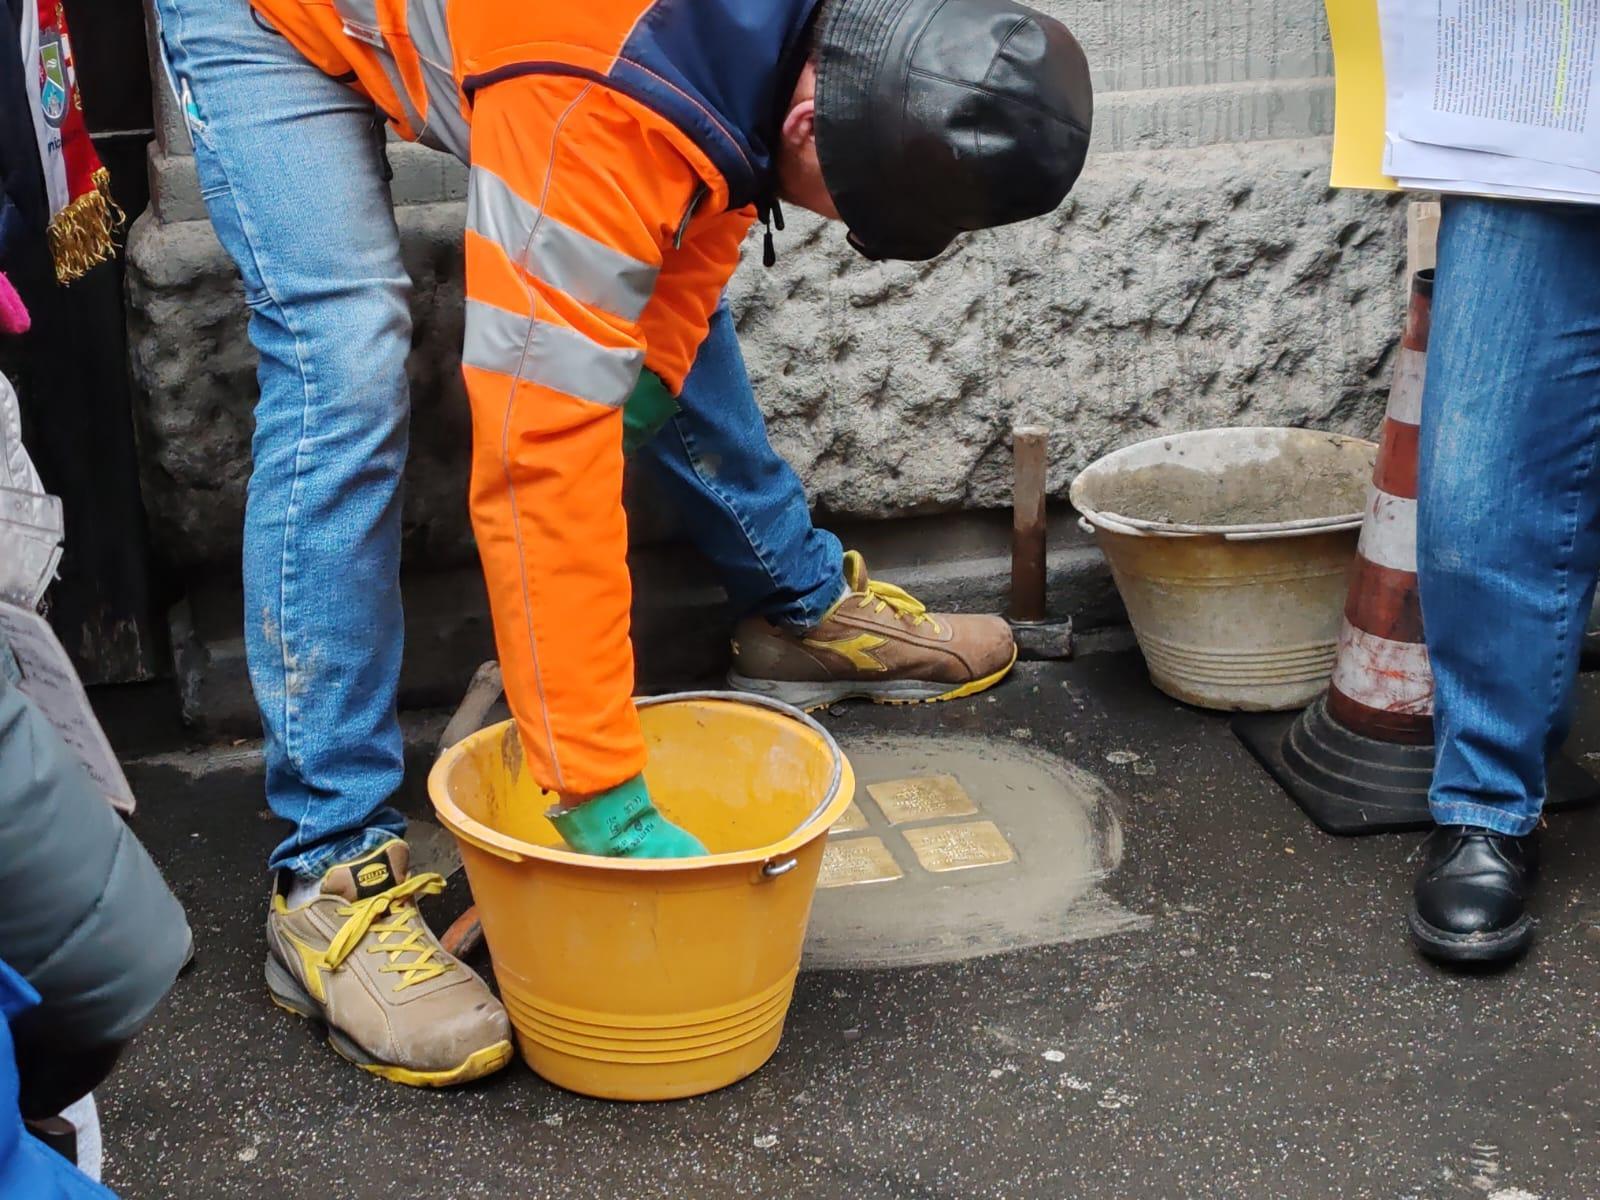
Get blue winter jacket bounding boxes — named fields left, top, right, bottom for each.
left=0, top=958, right=118, bottom=1199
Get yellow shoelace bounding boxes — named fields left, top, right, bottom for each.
left=857, top=577, right=942, bottom=635
left=322, top=873, right=453, bottom=991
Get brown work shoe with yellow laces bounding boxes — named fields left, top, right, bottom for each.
left=728, top=550, right=1017, bottom=710
left=265, top=840, right=513, bottom=1087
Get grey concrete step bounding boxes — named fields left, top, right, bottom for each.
left=168, top=508, right=1120, bottom=739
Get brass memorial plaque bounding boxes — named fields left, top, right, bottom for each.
left=830, top=801, right=869, bottom=834
left=865, top=774, right=977, bottom=825
left=902, top=821, right=1015, bottom=874
left=817, top=837, right=904, bottom=888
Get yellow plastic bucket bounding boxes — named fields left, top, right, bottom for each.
left=427, top=692, right=854, bottom=1101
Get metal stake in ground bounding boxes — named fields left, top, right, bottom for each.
left=1234, top=270, right=1598, bottom=833
left=1007, top=426, right=1073, bottom=660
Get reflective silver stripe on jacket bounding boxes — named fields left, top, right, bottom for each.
left=368, top=48, right=428, bottom=141
left=467, top=167, right=658, bottom=322
left=405, top=0, right=468, bottom=158
left=414, top=61, right=469, bottom=158
left=331, top=0, right=379, bottom=30
left=463, top=300, right=642, bottom=407
left=331, top=0, right=468, bottom=159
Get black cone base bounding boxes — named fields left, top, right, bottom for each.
left=1234, top=696, right=1600, bottom=836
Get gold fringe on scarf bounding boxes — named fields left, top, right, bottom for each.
left=47, top=168, right=125, bottom=284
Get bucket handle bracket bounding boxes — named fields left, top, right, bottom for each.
left=761, top=857, right=799, bottom=880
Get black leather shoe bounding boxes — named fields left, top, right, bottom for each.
left=1409, top=825, right=1538, bottom=965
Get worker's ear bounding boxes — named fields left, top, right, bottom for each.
left=781, top=97, right=818, bottom=155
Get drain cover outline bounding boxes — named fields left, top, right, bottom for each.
left=804, top=734, right=1148, bottom=969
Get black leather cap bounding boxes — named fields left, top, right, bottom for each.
left=814, top=0, right=1092, bottom=261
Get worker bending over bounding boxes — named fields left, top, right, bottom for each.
left=154, top=0, right=1091, bottom=1085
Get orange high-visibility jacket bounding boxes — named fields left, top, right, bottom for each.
left=250, top=0, right=822, bottom=796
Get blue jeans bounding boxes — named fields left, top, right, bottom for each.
left=1418, top=196, right=1600, bottom=837
left=154, top=0, right=841, bottom=878
left=638, top=308, right=843, bottom=628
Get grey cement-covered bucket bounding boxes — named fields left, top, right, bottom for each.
left=1070, top=428, right=1377, bottom=712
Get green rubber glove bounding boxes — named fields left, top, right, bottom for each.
left=621, top=369, right=679, bottom=456
left=548, top=773, right=707, bottom=858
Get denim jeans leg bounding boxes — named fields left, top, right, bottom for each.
left=1418, top=197, right=1600, bottom=836
left=154, top=0, right=410, bottom=876
left=633, top=302, right=844, bottom=630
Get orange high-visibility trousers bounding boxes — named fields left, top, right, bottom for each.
left=463, top=76, right=752, bottom=796
left=243, top=0, right=758, bottom=796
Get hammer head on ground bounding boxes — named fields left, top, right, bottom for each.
left=1008, top=615, right=1074, bottom=661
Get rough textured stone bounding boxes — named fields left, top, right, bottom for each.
left=127, top=138, right=1403, bottom=570
left=731, top=138, right=1405, bottom=521
left=126, top=201, right=478, bottom=569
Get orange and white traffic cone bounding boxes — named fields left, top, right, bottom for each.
left=1249, top=270, right=1438, bottom=831
left=1322, top=269, right=1434, bottom=747
left=1238, top=269, right=1595, bottom=832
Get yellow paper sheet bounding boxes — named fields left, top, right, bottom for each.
left=1326, top=0, right=1398, bottom=190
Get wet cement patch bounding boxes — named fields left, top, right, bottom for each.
left=806, top=733, right=1146, bottom=968
left=1079, top=431, right=1375, bottom=527
left=101, top=653, right=1600, bottom=1199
